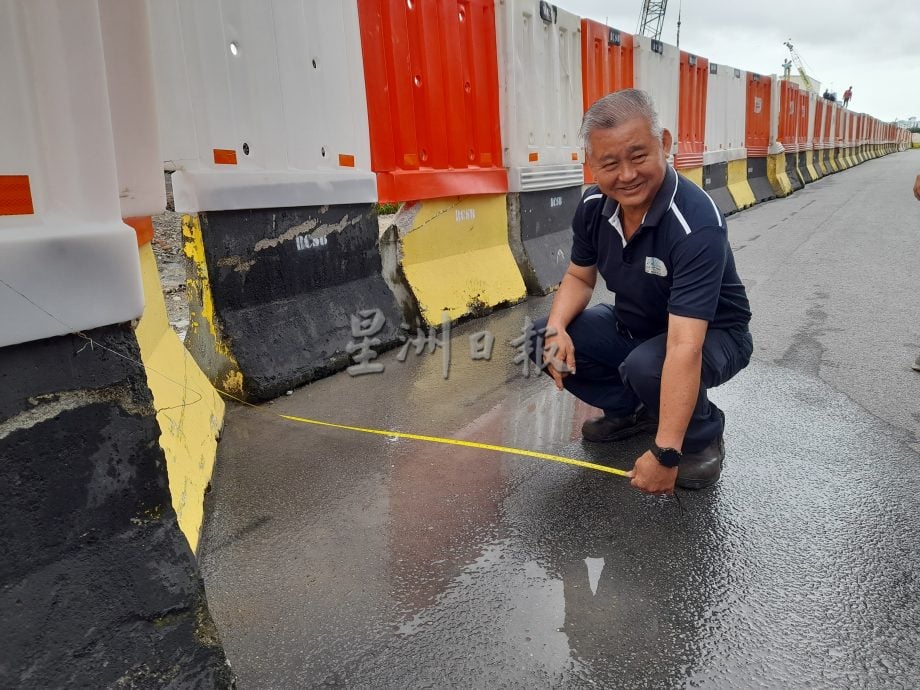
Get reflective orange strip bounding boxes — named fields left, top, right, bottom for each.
left=213, top=149, right=238, bottom=165
left=338, top=153, right=356, bottom=167
left=571, top=152, right=579, bottom=161
left=0, top=175, right=34, bottom=216
left=528, top=152, right=539, bottom=162
left=123, top=216, right=154, bottom=247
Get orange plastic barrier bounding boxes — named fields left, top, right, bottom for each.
left=795, top=89, right=809, bottom=151
left=813, top=99, right=825, bottom=147
left=358, top=0, right=507, bottom=202
left=823, top=100, right=833, bottom=144
left=123, top=216, right=155, bottom=247
left=675, top=51, right=708, bottom=169
left=777, top=80, right=799, bottom=152
left=581, top=19, right=634, bottom=183
left=745, top=73, right=771, bottom=157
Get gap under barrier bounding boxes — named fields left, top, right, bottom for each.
left=133, top=229, right=224, bottom=553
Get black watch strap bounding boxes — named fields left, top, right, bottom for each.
left=651, top=441, right=682, bottom=468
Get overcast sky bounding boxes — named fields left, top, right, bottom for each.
left=561, top=0, right=920, bottom=122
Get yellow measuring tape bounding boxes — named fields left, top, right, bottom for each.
left=0, top=276, right=628, bottom=479
left=274, top=411, right=630, bottom=478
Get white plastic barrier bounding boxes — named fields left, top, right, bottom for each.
left=703, top=63, right=746, bottom=165
left=0, top=0, right=144, bottom=348
left=100, top=0, right=165, bottom=218
left=633, top=35, right=679, bottom=157
left=768, top=74, right=783, bottom=154
left=804, top=92, right=817, bottom=152
left=147, top=0, right=376, bottom=212
left=495, top=0, right=583, bottom=192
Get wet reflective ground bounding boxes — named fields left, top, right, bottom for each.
left=199, top=152, right=920, bottom=688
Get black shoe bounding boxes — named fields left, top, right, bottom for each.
left=676, top=435, right=724, bottom=490
left=912, top=354, right=920, bottom=372
left=581, top=406, right=657, bottom=443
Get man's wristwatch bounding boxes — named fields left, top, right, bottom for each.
left=650, top=441, right=682, bottom=468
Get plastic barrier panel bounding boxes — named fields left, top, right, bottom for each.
left=633, top=35, right=679, bottom=157
left=797, top=91, right=818, bottom=183
left=100, top=0, right=165, bottom=219
left=381, top=195, right=526, bottom=327
left=675, top=51, right=708, bottom=169
left=359, top=0, right=507, bottom=201
left=777, top=80, right=800, bottom=154
left=774, top=79, right=803, bottom=192
left=745, top=73, right=771, bottom=157
left=508, top=185, right=582, bottom=294
left=0, top=0, right=144, bottom=348
left=704, top=63, right=746, bottom=165
left=702, top=63, right=750, bottom=214
left=496, top=1, right=583, bottom=192
left=795, top=89, right=810, bottom=152
left=183, top=204, right=403, bottom=401
left=812, top=98, right=828, bottom=175
left=148, top=0, right=377, bottom=212
left=581, top=19, right=634, bottom=183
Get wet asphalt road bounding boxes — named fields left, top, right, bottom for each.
left=199, top=151, right=920, bottom=688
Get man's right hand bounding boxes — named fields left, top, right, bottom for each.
left=543, top=326, right=576, bottom=391
left=913, top=173, right=920, bottom=201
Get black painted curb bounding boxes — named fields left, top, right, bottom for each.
left=0, top=325, right=233, bottom=688
left=507, top=186, right=582, bottom=296
left=187, top=203, right=403, bottom=402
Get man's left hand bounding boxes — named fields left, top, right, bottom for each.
left=627, top=451, right=678, bottom=495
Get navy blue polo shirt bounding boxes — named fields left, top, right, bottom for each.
left=571, top=166, right=751, bottom=339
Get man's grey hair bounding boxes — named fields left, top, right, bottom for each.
left=579, top=89, right=663, bottom=154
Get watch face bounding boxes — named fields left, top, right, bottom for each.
left=655, top=447, right=682, bottom=467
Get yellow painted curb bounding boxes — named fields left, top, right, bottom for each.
left=135, top=242, right=224, bottom=553
left=767, top=153, right=793, bottom=197
left=726, top=159, right=756, bottom=210
left=181, top=214, right=245, bottom=398
left=677, top=167, right=703, bottom=188
left=385, top=194, right=527, bottom=326
left=816, top=152, right=829, bottom=176
left=845, top=147, right=857, bottom=168
left=833, top=148, right=847, bottom=170
left=803, top=154, right=819, bottom=183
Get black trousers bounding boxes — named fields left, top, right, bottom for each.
left=531, top=304, right=753, bottom=452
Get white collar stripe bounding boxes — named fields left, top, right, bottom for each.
left=583, top=193, right=604, bottom=203
left=671, top=204, right=692, bottom=235
left=668, top=172, right=679, bottom=208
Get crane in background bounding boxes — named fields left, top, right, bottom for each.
left=783, top=39, right=814, bottom=93
left=637, top=0, right=668, bottom=41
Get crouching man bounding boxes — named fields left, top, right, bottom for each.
left=533, top=89, right=753, bottom=494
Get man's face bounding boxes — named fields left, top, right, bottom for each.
left=585, top=117, right=672, bottom=212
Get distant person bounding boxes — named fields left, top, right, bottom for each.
left=843, top=86, right=853, bottom=108
left=782, top=59, right=792, bottom=79
left=530, top=89, right=753, bottom=494
left=913, top=173, right=920, bottom=372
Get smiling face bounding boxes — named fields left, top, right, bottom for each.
left=586, top=117, right=672, bottom=216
